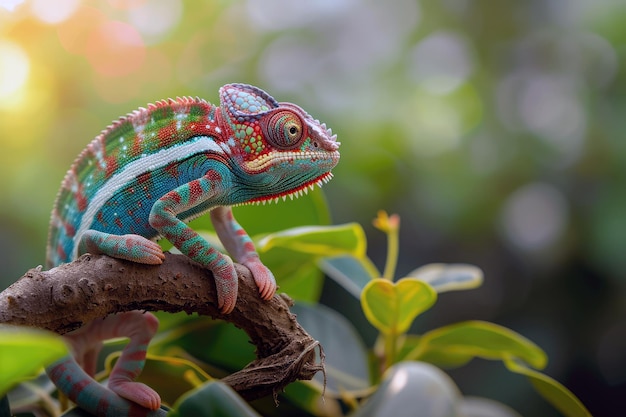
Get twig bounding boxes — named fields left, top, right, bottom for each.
left=0, top=253, right=324, bottom=401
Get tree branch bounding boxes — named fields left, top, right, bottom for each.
left=0, top=253, right=324, bottom=401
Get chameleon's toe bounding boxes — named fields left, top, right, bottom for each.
left=110, top=381, right=161, bottom=410
left=244, top=260, right=277, bottom=301
left=122, top=235, right=165, bottom=264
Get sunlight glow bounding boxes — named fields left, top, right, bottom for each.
left=0, top=0, right=24, bottom=12
left=0, top=40, right=30, bottom=99
left=31, top=0, right=80, bottom=24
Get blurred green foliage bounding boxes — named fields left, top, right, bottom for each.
left=1, top=0, right=624, bottom=416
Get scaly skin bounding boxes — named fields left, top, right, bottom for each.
left=44, top=84, right=340, bottom=416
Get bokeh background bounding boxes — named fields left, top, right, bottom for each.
left=1, top=0, right=624, bottom=416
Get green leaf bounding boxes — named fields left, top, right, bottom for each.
left=233, top=188, right=332, bottom=235
left=319, top=255, right=381, bottom=298
left=397, top=335, right=473, bottom=369
left=407, top=263, right=483, bottom=293
left=256, top=223, right=367, bottom=302
left=184, top=188, right=331, bottom=239
left=361, top=278, right=437, bottom=335
left=281, top=381, right=343, bottom=416
left=257, top=223, right=366, bottom=257
left=408, top=321, right=547, bottom=370
left=291, top=303, right=370, bottom=394
left=168, top=381, right=260, bottom=417
left=0, top=325, right=68, bottom=396
left=503, top=357, right=591, bottom=417
left=168, top=319, right=255, bottom=372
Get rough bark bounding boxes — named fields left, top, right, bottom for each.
left=0, top=253, right=324, bottom=401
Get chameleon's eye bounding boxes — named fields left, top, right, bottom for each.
left=262, top=110, right=305, bottom=149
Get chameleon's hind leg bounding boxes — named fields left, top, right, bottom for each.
left=78, top=230, right=165, bottom=264
left=63, top=312, right=161, bottom=410
left=105, top=312, right=161, bottom=410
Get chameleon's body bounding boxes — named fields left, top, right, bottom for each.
left=44, top=84, right=339, bottom=416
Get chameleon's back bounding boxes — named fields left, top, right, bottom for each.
left=46, top=97, right=221, bottom=268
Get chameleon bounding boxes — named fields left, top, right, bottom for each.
left=43, top=83, right=340, bottom=416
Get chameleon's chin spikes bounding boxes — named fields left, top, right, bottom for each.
left=308, top=184, right=315, bottom=192
left=282, top=195, right=287, bottom=202
left=274, top=197, right=279, bottom=204
left=303, top=187, right=308, bottom=195
left=289, top=194, right=294, bottom=200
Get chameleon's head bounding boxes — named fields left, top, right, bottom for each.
left=219, top=83, right=340, bottom=202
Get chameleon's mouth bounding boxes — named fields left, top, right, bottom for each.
left=244, top=149, right=340, bottom=173
left=247, top=171, right=335, bottom=205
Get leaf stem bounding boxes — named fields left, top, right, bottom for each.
left=384, top=331, right=398, bottom=369
left=382, top=216, right=399, bottom=281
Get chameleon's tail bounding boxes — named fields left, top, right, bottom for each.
left=46, top=355, right=167, bottom=417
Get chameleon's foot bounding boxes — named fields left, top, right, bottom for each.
left=213, top=256, right=239, bottom=314
left=243, top=259, right=277, bottom=301
left=109, top=381, right=161, bottom=410
left=79, top=230, right=165, bottom=264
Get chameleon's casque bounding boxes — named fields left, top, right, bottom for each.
left=44, top=84, right=339, bottom=416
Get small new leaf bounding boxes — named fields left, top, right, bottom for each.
left=361, top=278, right=437, bottom=335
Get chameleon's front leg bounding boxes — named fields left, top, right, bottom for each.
left=149, top=174, right=239, bottom=313
left=210, top=206, right=276, bottom=300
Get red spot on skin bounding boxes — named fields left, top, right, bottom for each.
left=64, top=221, right=76, bottom=237
left=166, top=192, right=181, bottom=205
left=131, top=135, right=143, bottom=158
left=75, top=184, right=88, bottom=212
left=169, top=227, right=197, bottom=249
left=185, top=240, right=206, bottom=258
left=95, top=397, right=111, bottom=415
left=243, top=242, right=256, bottom=253
left=56, top=244, right=67, bottom=260
left=97, top=211, right=106, bottom=226
left=137, top=172, right=151, bottom=185
left=189, top=180, right=203, bottom=200
left=205, top=169, right=222, bottom=182
left=164, top=162, right=180, bottom=178
left=158, top=120, right=179, bottom=148
left=67, top=374, right=91, bottom=400
left=104, top=155, right=119, bottom=178
left=115, top=217, right=123, bottom=229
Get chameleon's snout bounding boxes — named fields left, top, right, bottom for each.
left=311, top=119, right=340, bottom=152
